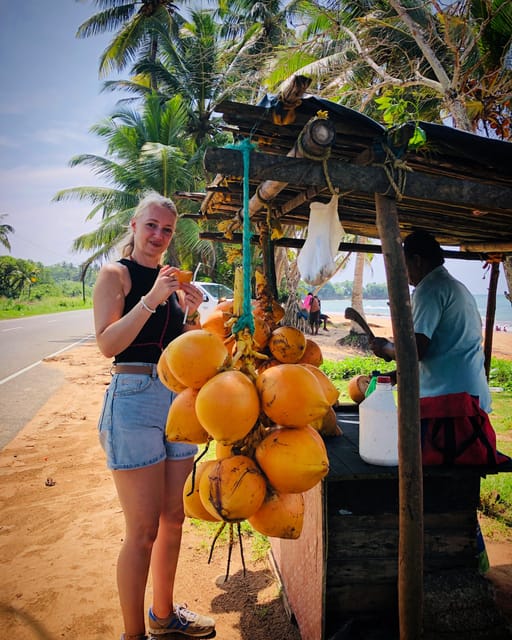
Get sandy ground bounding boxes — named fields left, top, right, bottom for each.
left=0, top=314, right=511, bottom=640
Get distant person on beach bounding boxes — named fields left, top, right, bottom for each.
left=320, top=310, right=330, bottom=331
left=93, top=192, right=215, bottom=640
left=370, top=230, right=508, bottom=468
left=300, top=292, right=313, bottom=320
left=308, top=294, right=321, bottom=335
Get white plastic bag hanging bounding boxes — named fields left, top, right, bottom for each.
left=297, top=193, right=344, bottom=286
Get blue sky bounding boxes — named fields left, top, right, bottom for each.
left=0, top=1, right=506, bottom=296
left=0, top=0, right=119, bottom=265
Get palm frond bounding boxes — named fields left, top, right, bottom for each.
left=76, top=5, right=136, bottom=39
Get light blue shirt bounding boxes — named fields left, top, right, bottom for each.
left=411, top=265, right=492, bottom=413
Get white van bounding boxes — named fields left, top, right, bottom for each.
left=194, top=282, right=234, bottom=323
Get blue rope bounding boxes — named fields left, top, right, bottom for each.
left=227, top=138, right=255, bottom=335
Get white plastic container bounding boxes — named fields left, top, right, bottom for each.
left=359, top=376, right=399, bottom=466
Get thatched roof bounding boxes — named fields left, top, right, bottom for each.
left=180, top=94, right=512, bottom=258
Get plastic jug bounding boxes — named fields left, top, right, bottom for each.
left=359, top=375, right=398, bottom=466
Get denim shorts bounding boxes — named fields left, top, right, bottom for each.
left=97, top=362, right=198, bottom=470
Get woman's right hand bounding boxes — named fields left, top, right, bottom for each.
left=144, top=265, right=181, bottom=309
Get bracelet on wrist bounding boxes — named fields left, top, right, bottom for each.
left=140, top=296, right=157, bottom=314
left=185, top=310, right=200, bottom=325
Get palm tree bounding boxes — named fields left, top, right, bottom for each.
left=0, top=214, right=14, bottom=252
left=214, top=0, right=306, bottom=99
left=217, top=0, right=298, bottom=49
left=135, top=11, right=238, bottom=145
left=7, top=261, right=39, bottom=299
left=261, top=1, right=374, bottom=101
left=103, top=9, right=269, bottom=145
left=96, top=7, right=277, bottom=281
left=72, top=3, right=307, bottom=284
left=53, top=93, right=200, bottom=268
left=460, top=0, right=512, bottom=137
left=268, top=0, right=512, bottom=294
left=68, top=5, right=280, bottom=281
left=76, top=0, right=180, bottom=87
left=268, top=1, right=511, bottom=129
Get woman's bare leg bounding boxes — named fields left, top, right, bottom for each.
left=150, top=457, right=194, bottom=618
left=113, top=461, right=165, bottom=636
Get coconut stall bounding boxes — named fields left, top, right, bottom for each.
left=170, top=76, right=512, bottom=639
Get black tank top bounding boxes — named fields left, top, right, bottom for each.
left=114, top=258, right=185, bottom=364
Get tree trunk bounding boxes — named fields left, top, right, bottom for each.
left=444, top=95, right=473, bottom=131
left=503, top=256, right=512, bottom=305
left=350, top=243, right=366, bottom=334
left=282, top=259, right=303, bottom=328
left=274, top=224, right=299, bottom=288
left=483, top=262, right=499, bottom=378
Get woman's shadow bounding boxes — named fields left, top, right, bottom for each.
left=210, top=567, right=301, bottom=640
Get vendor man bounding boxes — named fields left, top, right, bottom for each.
left=371, top=229, right=491, bottom=413
left=370, top=230, right=512, bottom=468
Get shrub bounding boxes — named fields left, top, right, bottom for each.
left=489, top=358, right=512, bottom=392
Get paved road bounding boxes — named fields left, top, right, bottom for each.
left=0, top=309, right=95, bottom=449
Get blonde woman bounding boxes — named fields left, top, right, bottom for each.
left=94, top=192, right=215, bottom=640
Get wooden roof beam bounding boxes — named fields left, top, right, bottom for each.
left=197, top=231, right=489, bottom=260
left=203, top=148, right=512, bottom=214
left=460, top=241, right=512, bottom=254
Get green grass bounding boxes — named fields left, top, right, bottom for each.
left=489, top=360, right=512, bottom=392
left=480, top=390, right=512, bottom=528
left=320, top=355, right=512, bottom=398
left=188, top=516, right=270, bottom=563
left=320, top=355, right=387, bottom=402
left=0, top=296, right=92, bottom=319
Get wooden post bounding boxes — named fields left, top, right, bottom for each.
left=375, top=194, right=423, bottom=640
left=483, top=261, right=500, bottom=379
left=259, top=225, right=278, bottom=299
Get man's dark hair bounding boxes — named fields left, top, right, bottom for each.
left=403, top=230, right=444, bottom=266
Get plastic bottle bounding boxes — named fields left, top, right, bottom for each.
left=359, top=375, right=398, bottom=466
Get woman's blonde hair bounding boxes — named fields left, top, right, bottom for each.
left=121, top=191, right=178, bottom=258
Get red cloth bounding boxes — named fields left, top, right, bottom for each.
left=420, top=392, right=510, bottom=466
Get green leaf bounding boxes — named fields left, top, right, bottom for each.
left=407, top=125, right=427, bottom=149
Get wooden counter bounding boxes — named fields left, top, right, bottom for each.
left=269, top=407, right=512, bottom=640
